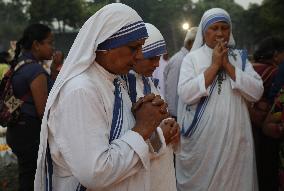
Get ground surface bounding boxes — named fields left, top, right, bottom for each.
left=0, top=162, right=18, bottom=191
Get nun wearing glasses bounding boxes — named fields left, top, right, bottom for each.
left=175, top=8, right=263, bottom=191
left=34, top=3, right=171, bottom=191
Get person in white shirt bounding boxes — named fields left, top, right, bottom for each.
left=34, top=3, right=174, bottom=191
left=163, top=27, right=197, bottom=119
left=122, top=23, right=180, bottom=191
left=152, top=53, right=168, bottom=97
left=175, top=8, right=263, bottom=191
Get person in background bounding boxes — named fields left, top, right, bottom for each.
left=268, top=38, right=284, bottom=103
left=6, top=23, right=54, bottom=191
left=163, top=27, right=197, bottom=119
left=249, top=36, right=284, bottom=191
left=263, top=84, right=284, bottom=191
left=0, top=51, right=11, bottom=80
left=175, top=8, right=263, bottom=191
left=152, top=53, right=168, bottom=97
left=254, top=36, right=284, bottom=99
left=34, top=3, right=171, bottom=191
left=122, top=22, right=179, bottom=191
left=8, top=41, right=17, bottom=60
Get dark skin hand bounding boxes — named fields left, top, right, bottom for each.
left=159, top=118, right=180, bottom=145
left=131, top=94, right=168, bottom=116
left=132, top=94, right=169, bottom=140
left=204, top=40, right=236, bottom=89
left=204, top=41, right=227, bottom=89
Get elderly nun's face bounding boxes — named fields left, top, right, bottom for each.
left=97, top=39, right=145, bottom=75
left=203, top=21, right=230, bottom=49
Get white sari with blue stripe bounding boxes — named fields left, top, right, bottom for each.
left=175, top=45, right=263, bottom=191
left=122, top=70, right=177, bottom=191
left=44, top=63, right=151, bottom=191
left=34, top=3, right=151, bottom=191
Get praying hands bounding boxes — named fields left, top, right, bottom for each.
left=132, top=93, right=170, bottom=140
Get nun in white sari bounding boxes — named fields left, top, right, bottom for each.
left=122, top=23, right=178, bottom=191
left=175, top=8, right=263, bottom=191
left=34, top=3, right=169, bottom=191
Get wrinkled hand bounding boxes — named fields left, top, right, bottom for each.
left=212, top=41, right=229, bottom=68
left=132, top=94, right=155, bottom=115
left=132, top=94, right=169, bottom=140
left=160, top=118, right=180, bottom=145
left=132, top=94, right=168, bottom=117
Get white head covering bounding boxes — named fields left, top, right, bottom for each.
left=184, top=27, right=198, bottom=45
left=191, top=8, right=235, bottom=52
left=35, top=3, right=148, bottom=190
left=142, top=23, right=167, bottom=59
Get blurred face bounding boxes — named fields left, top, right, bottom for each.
left=274, top=51, right=284, bottom=65
left=133, top=55, right=160, bottom=77
left=203, top=21, right=230, bottom=49
left=97, top=39, right=145, bottom=75
left=36, top=32, right=54, bottom=60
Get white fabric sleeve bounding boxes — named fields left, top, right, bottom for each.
left=230, top=59, right=264, bottom=102
left=148, top=127, right=167, bottom=159
left=178, top=55, right=209, bottom=105
left=49, top=88, right=150, bottom=189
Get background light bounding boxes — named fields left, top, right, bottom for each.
left=182, top=22, right=190, bottom=30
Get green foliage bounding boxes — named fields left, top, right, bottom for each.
left=261, top=0, right=284, bottom=36
left=0, top=0, right=28, bottom=50
left=28, top=0, right=53, bottom=24
left=119, top=0, right=193, bottom=54
left=237, top=0, right=284, bottom=51
left=28, top=0, right=85, bottom=31
left=1, top=0, right=284, bottom=55
left=80, top=1, right=108, bottom=26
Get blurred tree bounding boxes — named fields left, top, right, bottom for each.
left=28, top=0, right=85, bottom=32
left=28, top=0, right=53, bottom=24
left=239, top=0, right=284, bottom=52
left=80, top=1, right=108, bottom=26
left=239, top=4, right=264, bottom=50
left=145, top=0, right=194, bottom=53
left=0, top=0, right=28, bottom=50
left=114, top=0, right=193, bottom=54
left=260, top=0, right=284, bottom=37
left=1, top=0, right=284, bottom=55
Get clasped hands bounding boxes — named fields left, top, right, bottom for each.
left=132, top=93, right=180, bottom=145
left=212, top=40, right=230, bottom=70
